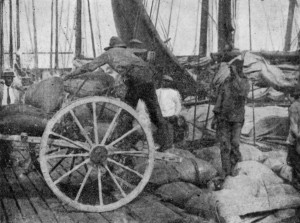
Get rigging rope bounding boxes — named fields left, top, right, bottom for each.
left=62, top=0, right=71, bottom=68
left=94, top=0, right=102, bottom=54
left=166, top=0, right=175, bottom=38
left=172, top=0, right=182, bottom=49
left=261, top=1, right=275, bottom=50
left=278, top=0, right=286, bottom=47
left=66, top=2, right=76, bottom=68
left=24, top=1, right=34, bottom=53
left=155, top=0, right=161, bottom=28
left=149, top=0, right=155, bottom=19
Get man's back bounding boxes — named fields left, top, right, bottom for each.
left=95, top=48, right=148, bottom=72
left=156, top=88, right=181, bottom=117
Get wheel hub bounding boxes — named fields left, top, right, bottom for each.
left=90, top=145, right=108, bottom=166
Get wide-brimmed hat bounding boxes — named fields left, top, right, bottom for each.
left=2, top=70, right=15, bottom=77
left=104, top=36, right=127, bottom=51
left=162, top=75, right=173, bottom=82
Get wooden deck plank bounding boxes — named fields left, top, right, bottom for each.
left=0, top=168, right=24, bottom=223
left=45, top=155, right=110, bottom=223
left=101, top=206, right=140, bottom=223
left=33, top=164, right=109, bottom=223
left=13, top=148, right=75, bottom=223
left=0, top=201, right=8, bottom=223
left=29, top=169, right=97, bottom=223
left=3, top=166, right=42, bottom=223
left=4, top=167, right=59, bottom=223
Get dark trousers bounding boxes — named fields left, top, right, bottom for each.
left=125, top=82, right=172, bottom=150
left=287, top=144, right=300, bottom=189
left=217, top=120, right=243, bottom=177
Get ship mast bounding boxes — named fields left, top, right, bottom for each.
left=218, top=0, right=233, bottom=51
left=284, top=0, right=296, bottom=51
left=75, top=0, right=82, bottom=59
left=199, top=0, right=209, bottom=57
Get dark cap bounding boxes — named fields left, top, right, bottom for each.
left=104, top=36, right=127, bottom=51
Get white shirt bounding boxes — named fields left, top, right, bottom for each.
left=156, top=88, right=182, bottom=117
left=2, top=85, right=16, bottom=105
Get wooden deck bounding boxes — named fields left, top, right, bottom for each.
left=0, top=145, right=187, bottom=223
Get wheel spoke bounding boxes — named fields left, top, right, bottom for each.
left=50, top=132, right=90, bottom=151
left=98, top=167, right=103, bottom=206
left=108, top=125, right=140, bottom=147
left=69, top=110, right=93, bottom=146
left=107, top=158, right=143, bottom=178
left=92, top=102, right=99, bottom=144
left=46, top=153, right=89, bottom=159
left=112, top=173, right=135, bottom=190
left=104, top=165, right=126, bottom=198
left=101, top=108, right=122, bottom=145
left=53, top=158, right=90, bottom=185
left=75, top=167, right=93, bottom=202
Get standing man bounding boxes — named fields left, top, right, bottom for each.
left=286, top=88, right=300, bottom=190
left=156, top=75, right=183, bottom=147
left=0, top=70, right=20, bottom=106
left=212, top=59, right=250, bottom=179
left=0, top=69, right=24, bottom=174
left=63, top=36, right=172, bottom=150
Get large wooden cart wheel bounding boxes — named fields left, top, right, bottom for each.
left=39, top=96, right=155, bottom=212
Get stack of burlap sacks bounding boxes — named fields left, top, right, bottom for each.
left=150, top=143, right=299, bottom=223
left=0, top=69, right=114, bottom=136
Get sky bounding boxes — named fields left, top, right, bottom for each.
left=2, top=0, right=300, bottom=68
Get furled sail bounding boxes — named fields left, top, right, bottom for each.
left=111, top=0, right=197, bottom=98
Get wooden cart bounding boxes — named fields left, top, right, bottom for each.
left=0, top=96, right=181, bottom=212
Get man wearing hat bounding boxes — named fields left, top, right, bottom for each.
left=286, top=86, right=300, bottom=190
left=212, top=59, right=250, bottom=181
left=0, top=69, right=21, bottom=170
left=64, top=36, right=172, bottom=150
left=0, top=70, right=20, bottom=106
left=156, top=75, right=185, bottom=147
